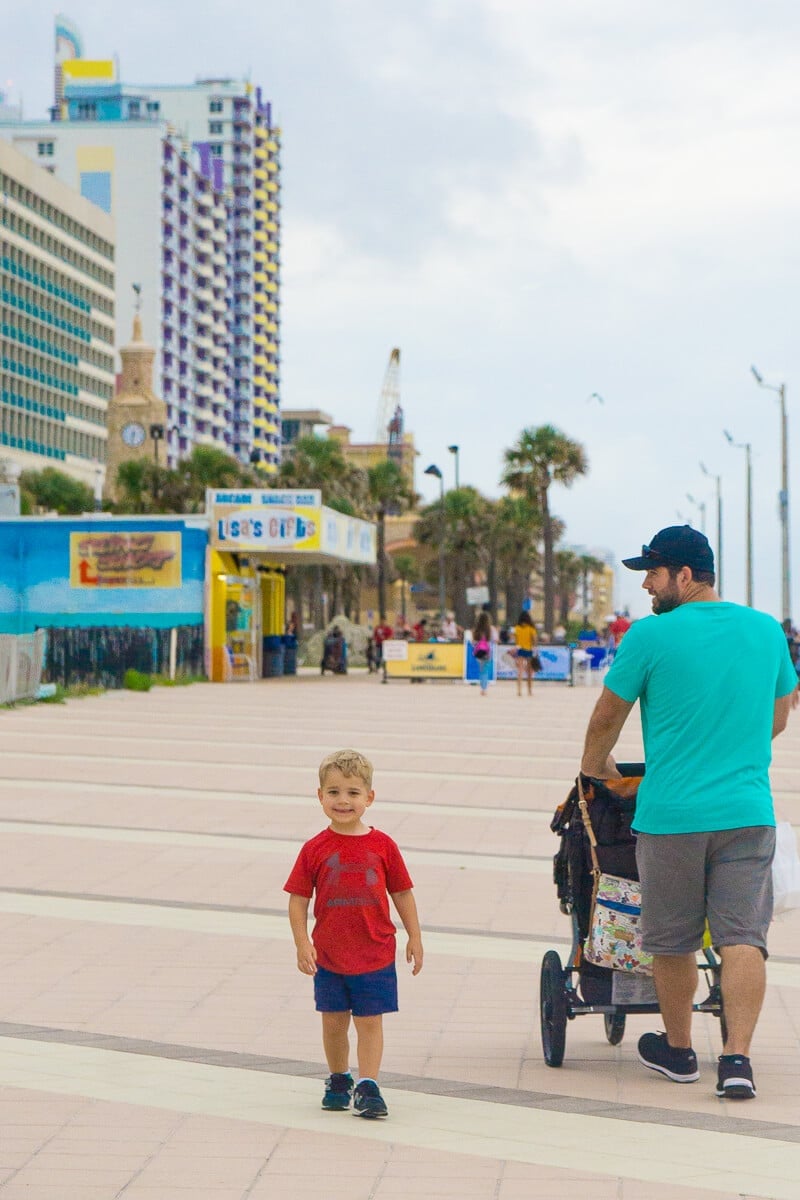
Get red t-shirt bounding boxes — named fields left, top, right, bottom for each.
left=374, top=624, right=393, bottom=646
left=284, top=827, right=414, bottom=975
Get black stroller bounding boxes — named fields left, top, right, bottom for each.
left=540, top=765, right=725, bottom=1067
left=320, top=628, right=347, bottom=675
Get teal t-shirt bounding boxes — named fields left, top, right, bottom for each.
left=604, top=602, right=797, bottom=834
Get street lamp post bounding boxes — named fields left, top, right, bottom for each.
left=751, top=365, right=790, bottom=621
left=699, top=461, right=723, bottom=598
left=724, top=430, right=753, bottom=607
left=447, top=444, right=460, bottom=490
left=424, top=463, right=446, bottom=619
left=93, top=466, right=104, bottom=513
left=686, top=492, right=707, bottom=535
left=149, top=422, right=165, bottom=467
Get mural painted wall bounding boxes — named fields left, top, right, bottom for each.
left=0, top=518, right=206, bottom=633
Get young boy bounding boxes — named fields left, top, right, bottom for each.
left=284, top=748, right=423, bottom=1119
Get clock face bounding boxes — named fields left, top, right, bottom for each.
left=121, top=422, right=146, bottom=448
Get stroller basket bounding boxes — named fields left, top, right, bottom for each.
left=540, top=765, right=724, bottom=1067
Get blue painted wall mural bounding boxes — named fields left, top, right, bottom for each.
left=0, top=518, right=206, bottom=633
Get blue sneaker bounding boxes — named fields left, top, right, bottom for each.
left=352, top=1079, right=388, bottom=1118
left=716, top=1054, right=756, bottom=1099
left=322, top=1072, right=353, bottom=1110
left=637, top=1032, right=699, bottom=1083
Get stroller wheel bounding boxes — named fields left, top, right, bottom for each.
left=604, top=1012, right=626, bottom=1045
left=540, top=950, right=567, bottom=1067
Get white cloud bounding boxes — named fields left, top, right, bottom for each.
left=9, top=0, right=800, bottom=618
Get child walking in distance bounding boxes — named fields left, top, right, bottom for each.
left=284, top=749, right=423, bottom=1119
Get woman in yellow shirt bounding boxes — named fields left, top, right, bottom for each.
left=513, top=610, right=539, bottom=696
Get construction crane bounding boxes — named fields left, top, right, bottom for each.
left=376, top=347, right=401, bottom=445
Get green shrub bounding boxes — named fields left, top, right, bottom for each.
left=123, top=668, right=152, bottom=691
left=151, top=673, right=206, bottom=687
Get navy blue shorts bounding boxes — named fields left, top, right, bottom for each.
left=314, top=962, right=398, bottom=1016
left=516, top=649, right=533, bottom=659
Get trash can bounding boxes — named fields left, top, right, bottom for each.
left=262, top=634, right=285, bottom=677
left=282, top=634, right=298, bottom=675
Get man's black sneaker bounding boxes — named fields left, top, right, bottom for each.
left=352, top=1079, right=388, bottom=1118
left=637, top=1032, right=699, bottom=1082
left=322, top=1072, right=354, bottom=1110
left=716, top=1054, right=756, bottom=1099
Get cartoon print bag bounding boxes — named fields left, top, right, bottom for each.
left=584, top=872, right=653, bottom=975
left=577, top=776, right=653, bottom=975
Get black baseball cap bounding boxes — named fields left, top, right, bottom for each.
left=622, top=525, right=715, bottom=573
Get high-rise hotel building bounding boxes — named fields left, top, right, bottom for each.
left=0, top=136, right=115, bottom=486
left=1, top=56, right=281, bottom=472
left=136, top=81, right=281, bottom=470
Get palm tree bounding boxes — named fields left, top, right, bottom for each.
left=415, top=486, right=487, bottom=628
left=578, top=553, right=607, bottom=627
left=554, top=549, right=583, bottom=626
left=181, top=446, right=257, bottom=511
left=502, top=426, right=588, bottom=635
left=392, top=552, right=417, bottom=619
left=367, top=459, right=414, bottom=621
left=488, top=495, right=543, bottom=622
left=277, top=435, right=359, bottom=506
left=276, top=435, right=370, bottom=628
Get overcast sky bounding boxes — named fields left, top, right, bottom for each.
left=6, top=1, right=800, bottom=618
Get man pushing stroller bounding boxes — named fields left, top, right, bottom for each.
left=581, top=525, right=797, bottom=1099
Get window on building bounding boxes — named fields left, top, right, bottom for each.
left=209, top=98, right=223, bottom=113
left=209, top=122, right=223, bottom=134
left=37, top=142, right=54, bottom=157
left=210, top=144, right=223, bottom=156
left=147, top=101, right=160, bottom=114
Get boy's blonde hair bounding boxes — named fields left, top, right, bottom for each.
left=318, top=748, right=374, bottom=789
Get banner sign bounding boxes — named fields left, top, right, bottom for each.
left=206, top=489, right=322, bottom=509
left=210, top=503, right=321, bottom=551
left=496, top=643, right=572, bottom=681
left=70, top=532, right=182, bottom=588
left=381, top=639, right=409, bottom=661
left=496, top=643, right=520, bottom=680
left=466, top=585, right=490, bottom=606
left=385, top=642, right=465, bottom=679
left=321, top=509, right=376, bottom=563
left=464, top=636, right=497, bottom=684
left=206, top=489, right=374, bottom=562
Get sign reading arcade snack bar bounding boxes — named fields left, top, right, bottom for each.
left=206, top=489, right=375, bottom=564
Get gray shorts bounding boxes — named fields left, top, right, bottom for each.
left=635, top=826, right=776, bottom=957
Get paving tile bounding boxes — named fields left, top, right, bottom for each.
left=0, top=678, right=798, bottom=1198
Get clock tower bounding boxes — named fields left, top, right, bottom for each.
left=104, top=306, right=169, bottom=503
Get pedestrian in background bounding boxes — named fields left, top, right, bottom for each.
left=513, top=609, right=539, bottom=696
left=472, top=609, right=494, bottom=697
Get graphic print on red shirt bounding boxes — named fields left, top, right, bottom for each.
left=284, top=828, right=413, bottom=975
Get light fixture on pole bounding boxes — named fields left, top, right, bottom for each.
left=447, top=444, right=460, bottom=489
left=699, top=461, right=723, bottom=597
left=149, top=422, right=165, bottom=467
left=724, top=429, right=753, bottom=607
left=424, top=463, right=446, bottom=619
left=751, top=365, right=790, bottom=621
left=685, top=492, right=707, bottom=535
